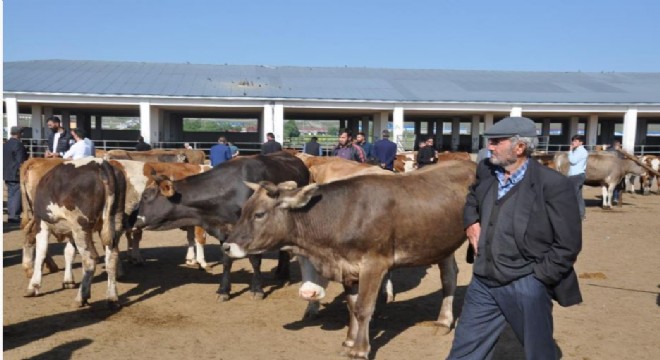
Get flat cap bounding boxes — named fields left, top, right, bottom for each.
left=10, top=126, right=23, bottom=135
left=381, top=129, right=390, bottom=137
left=484, top=117, right=537, bottom=138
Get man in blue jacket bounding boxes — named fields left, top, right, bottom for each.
left=209, top=136, right=232, bottom=167
left=373, top=130, right=397, bottom=171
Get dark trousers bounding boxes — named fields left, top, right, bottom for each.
left=569, top=174, right=586, bottom=218
left=5, top=181, right=22, bottom=220
left=447, top=274, right=557, bottom=360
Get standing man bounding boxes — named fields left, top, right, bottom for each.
left=209, top=136, right=233, bottom=167
left=448, top=117, right=582, bottom=360
left=44, top=115, right=73, bottom=158
left=63, top=128, right=93, bottom=160
left=568, top=134, right=589, bottom=220
left=416, top=136, right=437, bottom=168
left=373, top=129, right=397, bottom=171
left=135, top=136, right=152, bottom=151
left=354, top=131, right=373, bottom=161
left=261, top=132, right=282, bottom=154
left=302, top=136, right=322, bottom=156
left=3, top=126, right=28, bottom=224
left=333, top=129, right=365, bottom=162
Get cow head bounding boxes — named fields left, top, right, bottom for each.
left=224, top=181, right=318, bottom=258
left=133, top=176, right=185, bottom=231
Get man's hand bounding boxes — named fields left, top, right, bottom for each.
left=466, top=222, right=481, bottom=256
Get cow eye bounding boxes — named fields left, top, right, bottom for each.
left=254, top=211, right=266, bottom=219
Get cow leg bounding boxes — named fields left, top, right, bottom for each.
left=104, top=244, right=120, bottom=308
left=249, top=255, right=265, bottom=300
left=22, top=235, right=36, bottom=279
left=298, top=255, right=329, bottom=319
left=127, top=229, right=145, bottom=266
left=25, top=221, right=49, bottom=297
left=342, top=284, right=360, bottom=350
left=274, top=250, right=291, bottom=281
left=382, top=271, right=394, bottom=303
left=44, top=254, right=59, bottom=274
left=73, top=231, right=97, bottom=307
left=345, top=265, right=388, bottom=359
left=436, top=254, right=458, bottom=332
left=185, top=227, right=208, bottom=270
left=217, top=242, right=232, bottom=302
left=62, top=241, right=76, bottom=289
left=602, top=185, right=611, bottom=209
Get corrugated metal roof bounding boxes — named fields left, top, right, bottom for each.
left=4, top=59, right=660, bottom=104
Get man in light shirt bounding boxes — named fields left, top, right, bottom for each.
left=63, top=128, right=93, bottom=160
left=568, top=134, right=588, bottom=219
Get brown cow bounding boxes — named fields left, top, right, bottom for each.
left=27, top=158, right=126, bottom=308
left=554, top=151, right=644, bottom=208
left=294, top=153, right=342, bottom=169
left=309, top=158, right=392, bottom=184
left=639, top=155, right=659, bottom=195
left=224, top=160, right=476, bottom=358
left=104, top=149, right=205, bottom=164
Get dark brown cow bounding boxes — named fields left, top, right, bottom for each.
left=27, top=158, right=126, bottom=308
left=224, top=160, right=476, bottom=358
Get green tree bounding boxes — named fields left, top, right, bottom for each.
left=284, top=119, right=300, bottom=138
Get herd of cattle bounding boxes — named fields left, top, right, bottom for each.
left=16, top=147, right=659, bottom=358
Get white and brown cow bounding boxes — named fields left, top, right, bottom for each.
left=27, top=158, right=126, bottom=308
left=224, top=160, right=475, bottom=359
left=639, top=155, right=659, bottom=195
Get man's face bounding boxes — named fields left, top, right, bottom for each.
left=338, top=133, right=349, bottom=146
left=47, top=121, right=60, bottom=132
left=572, top=139, right=583, bottom=147
left=488, top=137, right=521, bottom=167
left=356, top=134, right=365, bottom=143
left=426, top=139, right=434, bottom=147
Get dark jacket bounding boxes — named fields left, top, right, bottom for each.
left=3, top=137, right=28, bottom=181
left=416, top=146, right=436, bottom=168
left=333, top=143, right=365, bottom=163
left=47, top=129, right=73, bottom=155
left=464, top=159, right=583, bottom=307
left=373, top=138, right=397, bottom=170
left=356, top=142, right=374, bottom=160
left=303, top=141, right=321, bottom=156
left=135, top=141, right=152, bottom=151
left=261, top=140, right=282, bottom=155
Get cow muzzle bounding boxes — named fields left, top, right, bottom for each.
left=222, top=243, right=247, bottom=258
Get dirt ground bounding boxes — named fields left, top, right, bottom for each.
left=3, top=185, right=660, bottom=360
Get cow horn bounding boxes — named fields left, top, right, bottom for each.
left=279, top=183, right=319, bottom=209
left=259, top=181, right=280, bottom=197
left=277, top=181, right=298, bottom=191
left=243, top=181, right=261, bottom=192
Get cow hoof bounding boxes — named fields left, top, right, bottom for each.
left=217, top=293, right=230, bottom=302
left=433, top=322, right=453, bottom=335
left=251, top=292, right=265, bottom=300
left=72, top=299, right=89, bottom=308
left=62, top=281, right=76, bottom=289
left=107, top=301, right=121, bottom=310
left=386, top=294, right=395, bottom=304
left=24, top=288, right=37, bottom=297
left=342, top=339, right=355, bottom=348
left=185, top=260, right=198, bottom=268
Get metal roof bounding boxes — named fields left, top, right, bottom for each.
left=4, top=59, right=660, bottom=104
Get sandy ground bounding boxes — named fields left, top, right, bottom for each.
left=3, top=185, right=660, bottom=360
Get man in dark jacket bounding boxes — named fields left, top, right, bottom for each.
left=373, top=130, right=397, bottom=170
left=135, top=136, right=152, bottom=151
left=416, top=137, right=436, bottom=168
left=3, top=126, right=28, bottom=223
left=333, top=129, right=365, bottom=162
left=303, top=136, right=322, bottom=156
left=209, top=136, right=233, bottom=167
left=44, top=116, right=73, bottom=158
left=354, top=131, right=373, bottom=161
left=261, top=132, right=282, bottom=154
left=448, top=117, right=582, bottom=360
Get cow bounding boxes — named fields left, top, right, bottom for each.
left=294, top=153, right=342, bottom=169
left=109, top=160, right=213, bottom=268
left=554, top=151, right=644, bottom=208
left=133, top=151, right=310, bottom=301
left=20, top=158, right=67, bottom=279
left=26, top=158, right=126, bottom=308
left=223, top=160, right=476, bottom=359
left=104, top=149, right=205, bottom=164
left=309, top=157, right=392, bottom=184
left=639, top=155, right=659, bottom=195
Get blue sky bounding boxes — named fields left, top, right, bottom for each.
left=4, top=0, right=660, bottom=72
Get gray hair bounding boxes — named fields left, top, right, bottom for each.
left=511, top=135, right=538, bottom=156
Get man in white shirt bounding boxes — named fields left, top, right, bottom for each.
left=63, top=128, right=93, bottom=160
left=568, top=135, right=589, bottom=219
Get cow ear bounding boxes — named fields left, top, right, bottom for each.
left=243, top=181, right=261, bottom=192
left=279, top=183, right=318, bottom=209
left=159, top=179, right=175, bottom=198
